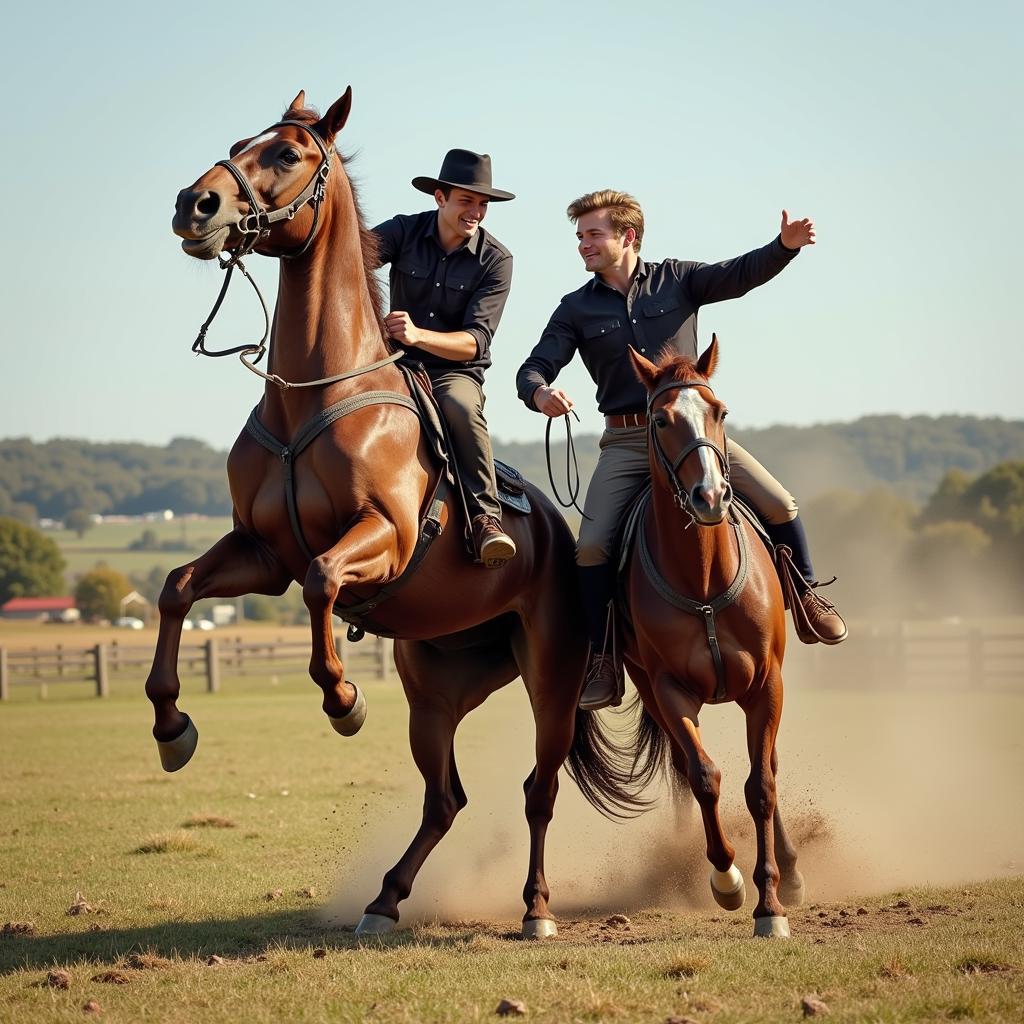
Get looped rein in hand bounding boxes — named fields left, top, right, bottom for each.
left=646, top=379, right=731, bottom=526
left=545, top=410, right=590, bottom=520
left=190, top=120, right=336, bottom=386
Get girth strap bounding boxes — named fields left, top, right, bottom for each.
left=636, top=497, right=750, bottom=703
left=244, top=390, right=421, bottom=562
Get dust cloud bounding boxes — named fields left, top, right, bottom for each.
left=325, top=644, right=1024, bottom=927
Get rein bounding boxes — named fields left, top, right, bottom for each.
left=189, top=119, right=392, bottom=390
left=545, top=410, right=590, bottom=520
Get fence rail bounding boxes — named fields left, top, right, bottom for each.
left=0, top=634, right=394, bottom=700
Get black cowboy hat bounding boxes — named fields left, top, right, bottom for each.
left=411, top=149, right=515, bottom=202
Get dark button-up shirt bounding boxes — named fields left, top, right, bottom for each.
left=516, top=237, right=798, bottom=415
left=373, top=209, right=513, bottom=382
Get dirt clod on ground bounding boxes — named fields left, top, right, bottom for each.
left=312, top=948, right=327, bottom=958
left=46, top=969, right=71, bottom=989
left=802, top=995, right=831, bottom=1016
left=67, top=892, right=96, bottom=915
left=91, top=971, right=130, bottom=985
left=182, top=814, right=236, bottom=829
left=1, top=921, right=35, bottom=935
left=605, top=914, right=631, bottom=927
left=265, top=889, right=283, bottom=901
left=82, top=999, right=102, bottom=1015
left=496, top=998, right=527, bottom=1016
left=125, top=952, right=172, bottom=970
left=205, top=955, right=225, bottom=966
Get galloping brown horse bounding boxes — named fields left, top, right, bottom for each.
left=159, top=87, right=639, bottom=937
left=621, top=337, right=805, bottom=938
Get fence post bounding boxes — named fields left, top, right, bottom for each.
left=205, top=638, right=220, bottom=693
left=0, top=647, right=8, bottom=701
left=968, top=629, right=985, bottom=689
left=94, top=644, right=109, bottom=698
left=57, top=642, right=64, bottom=678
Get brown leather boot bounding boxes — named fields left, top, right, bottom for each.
left=579, top=651, right=624, bottom=711
left=798, top=584, right=848, bottom=645
left=472, top=514, right=517, bottom=568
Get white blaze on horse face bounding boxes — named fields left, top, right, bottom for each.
left=670, top=388, right=727, bottom=511
left=238, top=131, right=278, bottom=156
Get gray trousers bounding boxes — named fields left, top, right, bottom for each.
left=431, top=371, right=501, bottom=521
left=576, top=426, right=798, bottom=567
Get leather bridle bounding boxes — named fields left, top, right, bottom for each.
left=189, top=119, right=381, bottom=388
left=647, top=379, right=732, bottom=525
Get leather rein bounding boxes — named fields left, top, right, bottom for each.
left=639, top=378, right=748, bottom=703
left=188, top=119, right=398, bottom=391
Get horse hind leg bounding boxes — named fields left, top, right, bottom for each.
left=145, top=529, right=289, bottom=771
left=772, top=746, right=805, bottom=907
left=357, top=640, right=513, bottom=935
left=743, top=668, right=790, bottom=938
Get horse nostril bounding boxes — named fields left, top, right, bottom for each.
left=196, top=191, right=221, bottom=218
left=722, top=484, right=733, bottom=506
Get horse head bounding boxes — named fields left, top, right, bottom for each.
left=172, top=88, right=353, bottom=261
left=629, top=335, right=733, bottom=525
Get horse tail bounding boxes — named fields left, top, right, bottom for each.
left=565, top=707, right=651, bottom=819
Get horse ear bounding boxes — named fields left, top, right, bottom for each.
left=287, top=90, right=306, bottom=113
left=628, top=346, right=659, bottom=391
left=696, top=334, right=720, bottom=379
left=318, top=86, right=353, bottom=141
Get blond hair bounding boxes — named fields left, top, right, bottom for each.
left=566, top=190, right=644, bottom=253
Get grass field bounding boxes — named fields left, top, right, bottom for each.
left=2, top=658, right=1023, bottom=1022
left=47, top=517, right=234, bottom=579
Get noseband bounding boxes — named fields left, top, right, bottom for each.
left=647, top=379, right=731, bottom=525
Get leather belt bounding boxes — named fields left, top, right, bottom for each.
left=605, top=412, right=647, bottom=429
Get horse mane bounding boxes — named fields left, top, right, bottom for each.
left=282, top=104, right=386, bottom=332
left=652, top=352, right=708, bottom=389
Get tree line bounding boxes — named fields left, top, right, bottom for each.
left=2, top=414, right=1023, bottom=522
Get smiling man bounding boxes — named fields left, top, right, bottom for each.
left=373, top=150, right=516, bottom=567
left=516, top=190, right=847, bottom=709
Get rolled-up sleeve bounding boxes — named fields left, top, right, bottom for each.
left=516, top=302, right=579, bottom=411
left=685, top=236, right=798, bottom=306
left=370, top=217, right=404, bottom=268
left=462, top=254, right=512, bottom=362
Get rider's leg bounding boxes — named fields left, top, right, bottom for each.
left=431, top=370, right=514, bottom=567
left=726, top=439, right=847, bottom=644
left=576, top=425, right=650, bottom=709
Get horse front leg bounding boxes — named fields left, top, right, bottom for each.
left=649, top=675, right=744, bottom=912
left=742, top=667, right=789, bottom=937
left=302, top=515, right=396, bottom=734
left=145, top=528, right=290, bottom=771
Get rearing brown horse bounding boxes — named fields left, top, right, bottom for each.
left=621, top=338, right=805, bottom=938
left=158, top=87, right=640, bottom=938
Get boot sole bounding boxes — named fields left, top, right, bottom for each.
left=480, top=536, right=517, bottom=568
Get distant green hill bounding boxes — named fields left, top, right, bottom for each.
left=2, top=415, right=1022, bottom=519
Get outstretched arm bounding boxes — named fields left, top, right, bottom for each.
left=685, top=210, right=814, bottom=306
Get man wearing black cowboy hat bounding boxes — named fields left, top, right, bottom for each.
left=373, top=149, right=517, bottom=567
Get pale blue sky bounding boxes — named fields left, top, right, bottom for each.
left=1, top=0, right=1020, bottom=447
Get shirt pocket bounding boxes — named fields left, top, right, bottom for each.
left=396, top=257, right=429, bottom=281
left=582, top=317, right=622, bottom=340
left=444, top=271, right=479, bottom=296
left=640, top=295, right=681, bottom=318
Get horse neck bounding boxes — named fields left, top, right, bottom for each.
left=266, top=172, right=391, bottom=411
left=647, top=471, right=739, bottom=601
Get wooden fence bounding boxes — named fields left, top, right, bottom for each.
left=0, top=634, right=394, bottom=700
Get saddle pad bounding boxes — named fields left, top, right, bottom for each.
left=496, top=459, right=531, bottom=514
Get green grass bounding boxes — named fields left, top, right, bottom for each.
left=2, top=681, right=1023, bottom=1022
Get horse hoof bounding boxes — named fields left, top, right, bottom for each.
left=522, top=918, right=558, bottom=940
left=156, top=715, right=198, bottom=773
left=355, top=913, right=396, bottom=936
left=779, top=871, right=806, bottom=908
left=329, top=684, right=366, bottom=737
left=710, top=865, right=746, bottom=911
left=753, top=915, right=791, bottom=939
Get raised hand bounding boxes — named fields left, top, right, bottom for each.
left=780, top=210, right=815, bottom=249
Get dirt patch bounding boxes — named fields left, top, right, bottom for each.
left=124, top=952, right=173, bottom=971
left=182, top=814, right=237, bottom=829
left=1, top=921, right=36, bottom=936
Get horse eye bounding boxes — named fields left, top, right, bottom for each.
left=653, top=414, right=667, bottom=429
left=280, top=149, right=301, bottom=165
